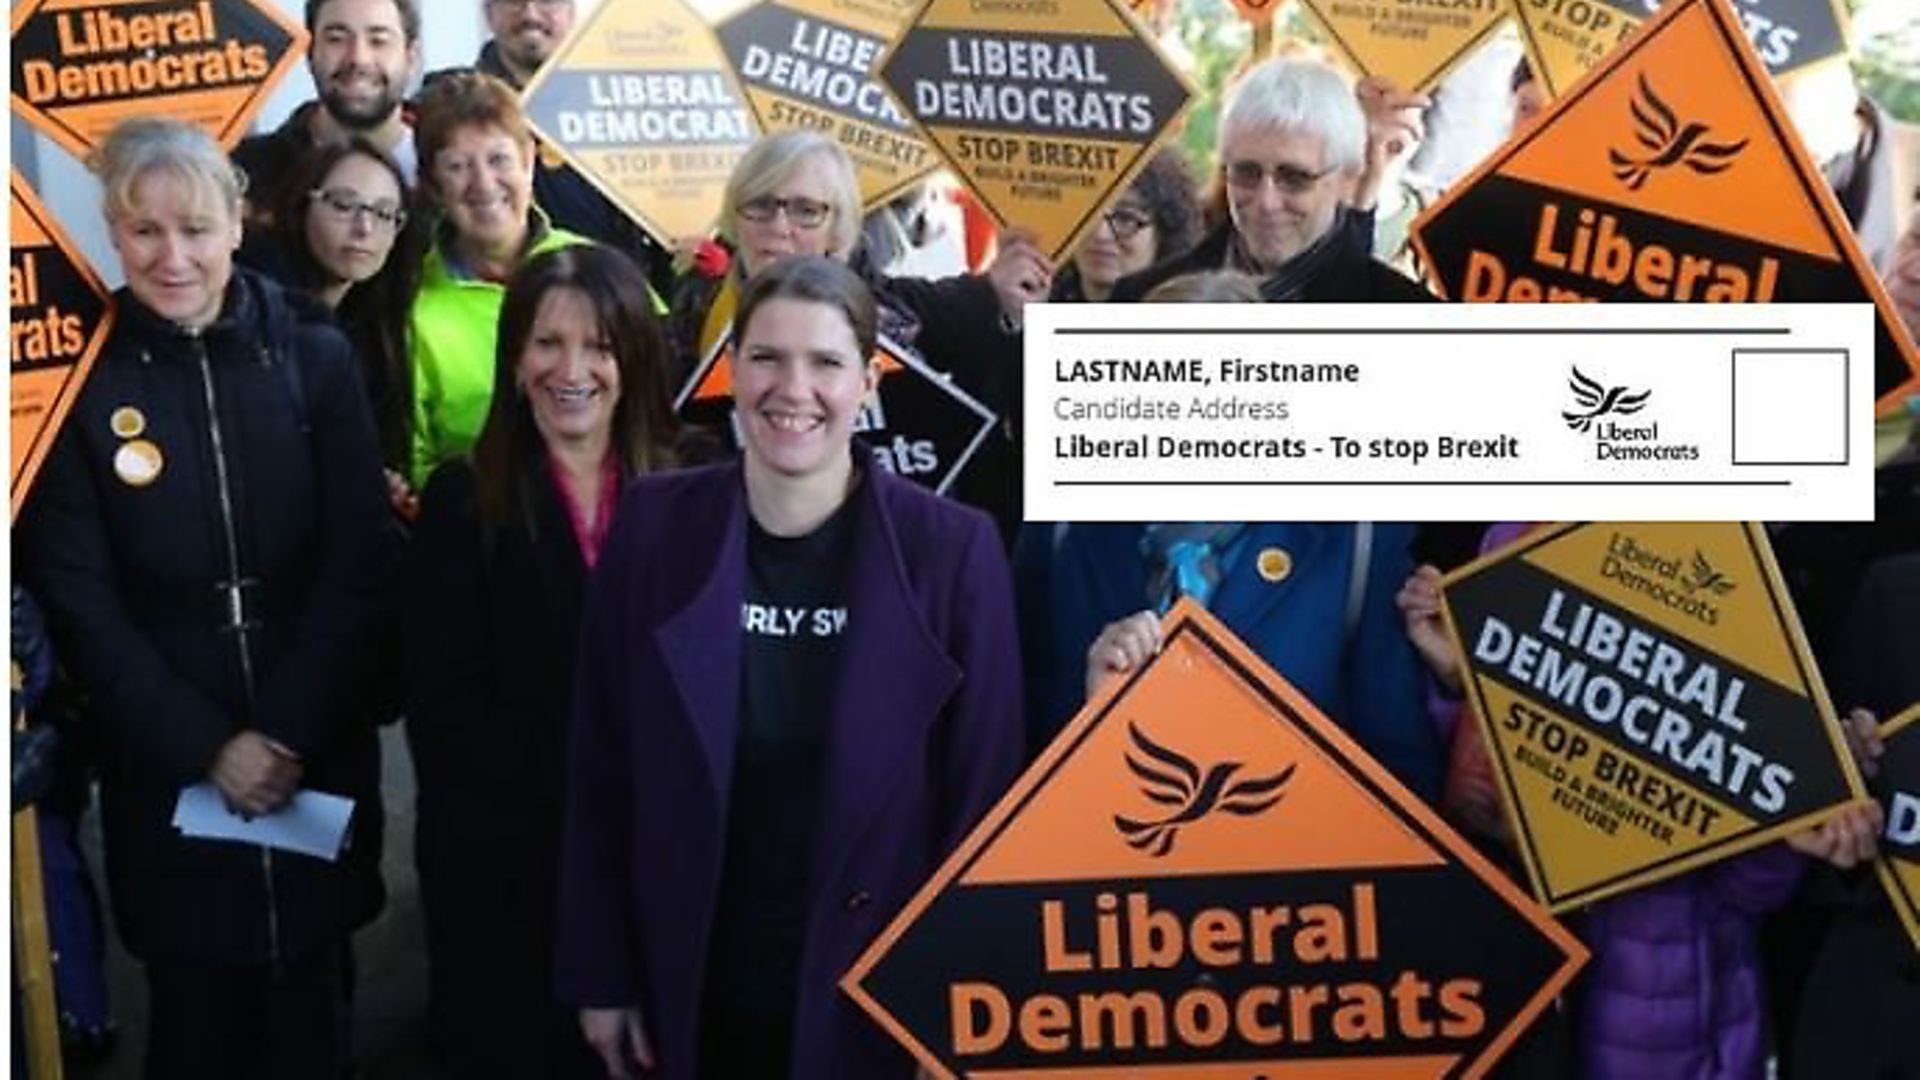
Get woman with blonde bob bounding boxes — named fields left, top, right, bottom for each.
left=558, top=256, right=1024, bottom=1078
left=667, top=130, right=1050, bottom=540
left=20, top=117, right=392, bottom=1079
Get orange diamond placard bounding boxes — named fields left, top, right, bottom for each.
left=1411, top=0, right=1920, bottom=418
left=11, top=0, right=307, bottom=159
left=11, top=170, right=114, bottom=517
left=522, top=0, right=759, bottom=248
left=1875, top=704, right=1920, bottom=956
left=845, top=600, right=1586, bottom=1079
left=877, top=0, right=1197, bottom=267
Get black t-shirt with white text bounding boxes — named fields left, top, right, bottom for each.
left=701, top=495, right=856, bottom=1045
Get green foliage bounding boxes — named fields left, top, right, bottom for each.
left=1853, top=20, right=1920, bottom=123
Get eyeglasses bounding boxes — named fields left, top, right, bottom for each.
left=1223, top=159, right=1338, bottom=194
left=486, top=0, right=570, bottom=10
left=310, top=188, right=407, bottom=231
left=1099, top=206, right=1154, bottom=240
left=737, top=195, right=833, bottom=228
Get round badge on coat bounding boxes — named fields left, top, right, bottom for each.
left=113, top=439, right=164, bottom=487
left=1257, top=546, right=1293, bottom=583
left=109, top=406, right=146, bottom=439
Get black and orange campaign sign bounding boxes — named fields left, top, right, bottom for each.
left=521, top=0, right=758, bottom=248
left=845, top=600, right=1586, bottom=1078
left=876, top=0, right=1197, bottom=266
left=11, top=171, right=113, bottom=517
left=1296, top=0, right=1508, bottom=96
left=1512, top=0, right=1850, bottom=97
left=715, top=0, right=939, bottom=210
left=1441, top=523, right=1865, bottom=911
left=677, top=328, right=996, bottom=496
left=1874, top=704, right=1920, bottom=955
left=1412, top=0, right=1920, bottom=418
left=11, top=0, right=306, bottom=159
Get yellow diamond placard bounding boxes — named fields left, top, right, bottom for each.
left=1875, top=704, right=1920, bottom=956
left=715, top=0, right=939, bottom=209
left=1443, top=522, right=1866, bottom=911
left=1512, top=0, right=1852, bottom=98
left=522, top=0, right=759, bottom=248
left=11, top=0, right=307, bottom=159
left=877, top=0, right=1196, bottom=266
left=1298, top=0, right=1509, bottom=95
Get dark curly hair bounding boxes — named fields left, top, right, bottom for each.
left=1130, top=149, right=1204, bottom=263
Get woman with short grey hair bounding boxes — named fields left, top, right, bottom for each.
left=21, top=117, right=394, bottom=1079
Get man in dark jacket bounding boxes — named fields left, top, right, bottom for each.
left=448, top=0, right=675, bottom=295
left=1113, top=57, right=1432, bottom=305
left=233, top=0, right=423, bottom=230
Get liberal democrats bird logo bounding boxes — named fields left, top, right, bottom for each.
left=1608, top=74, right=1748, bottom=191
left=1563, top=366, right=1651, bottom=433
left=1113, top=723, right=1295, bottom=858
left=1681, top=550, right=1735, bottom=595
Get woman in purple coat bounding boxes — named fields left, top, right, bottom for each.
left=555, top=256, right=1024, bottom=1079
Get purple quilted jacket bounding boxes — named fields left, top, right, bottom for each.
left=1578, top=844, right=1805, bottom=1080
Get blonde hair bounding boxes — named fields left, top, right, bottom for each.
left=91, top=118, right=246, bottom=223
left=719, top=130, right=861, bottom=258
left=1145, top=271, right=1261, bottom=304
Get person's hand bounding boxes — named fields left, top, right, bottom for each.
left=1839, top=707, right=1885, bottom=781
left=985, top=227, right=1052, bottom=329
left=1786, top=800, right=1883, bottom=870
left=384, top=469, right=419, bottom=522
left=580, top=1008, right=654, bottom=1078
left=1353, top=76, right=1430, bottom=211
left=210, top=731, right=302, bottom=817
left=1395, top=565, right=1461, bottom=691
left=1085, top=609, right=1161, bottom=703
left=1885, top=217, right=1920, bottom=343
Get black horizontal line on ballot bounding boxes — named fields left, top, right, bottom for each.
left=1053, top=328, right=1794, bottom=336
left=1053, top=480, right=1793, bottom=487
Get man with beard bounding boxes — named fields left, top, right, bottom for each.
left=234, top=0, right=421, bottom=232
left=460, top=0, right=675, bottom=294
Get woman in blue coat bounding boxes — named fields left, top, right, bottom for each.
left=1017, top=522, right=1444, bottom=801
left=555, top=256, right=1024, bottom=1079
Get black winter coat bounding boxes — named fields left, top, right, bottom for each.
left=402, top=458, right=602, bottom=1077
left=19, top=268, right=394, bottom=965
left=1110, top=220, right=1435, bottom=303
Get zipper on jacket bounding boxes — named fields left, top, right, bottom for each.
left=193, top=333, right=282, bottom=968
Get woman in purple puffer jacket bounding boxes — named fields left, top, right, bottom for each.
left=1399, top=522, right=1884, bottom=1080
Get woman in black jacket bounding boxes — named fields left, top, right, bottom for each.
left=404, top=245, right=680, bottom=1077
left=19, top=118, right=394, bottom=1079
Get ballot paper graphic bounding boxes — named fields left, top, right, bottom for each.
left=172, top=783, right=356, bottom=862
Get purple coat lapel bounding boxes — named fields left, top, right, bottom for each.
left=810, top=472, right=963, bottom=903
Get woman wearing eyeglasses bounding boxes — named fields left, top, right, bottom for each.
left=1110, top=58, right=1432, bottom=304
left=255, top=139, right=418, bottom=470
left=1052, top=150, right=1203, bottom=303
left=665, top=130, right=1050, bottom=543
